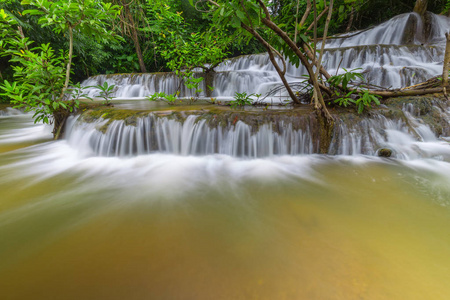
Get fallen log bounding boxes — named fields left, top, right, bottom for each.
left=370, top=87, right=444, bottom=97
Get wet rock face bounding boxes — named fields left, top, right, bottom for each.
left=74, top=96, right=450, bottom=157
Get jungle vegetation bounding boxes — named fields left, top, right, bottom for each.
left=0, top=0, right=449, bottom=137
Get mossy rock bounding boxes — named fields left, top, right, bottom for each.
left=377, top=148, right=393, bottom=157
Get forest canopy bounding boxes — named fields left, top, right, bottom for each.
left=0, top=0, right=449, bottom=81
left=0, top=0, right=449, bottom=139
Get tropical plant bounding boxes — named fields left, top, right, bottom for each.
left=185, top=75, right=204, bottom=102
left=93, top=82, right=116, bottom=105
left=21, top=0, right=122, bottom=94
left=333, top=91, right=356, bottom=108
left=333, top=89, right=381, bottom=114
left=0, top=11, right=67, bottom=125
left=0, top=1, right=122, bottom=136
left=327, top=68, right=365, bottom=90
left=230, top=92, right=254, bottom=108
left=146, top=92, right=179, bottom=105
left=354, top=89, right=381, bottom=114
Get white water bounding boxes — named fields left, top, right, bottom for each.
left=81, top=12, right=449, bottom=102
left=3, top=12, right=450, bottom=299
left=60, top=97, right=450, bottom=159
left=3, top=98, right=450, bottom=299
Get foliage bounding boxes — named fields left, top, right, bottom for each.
left=333, top=89, right=381, bottom=114
left=92, top=82, right=115, bottom=105
left=444, top=0, right=450, bottom=14
left=230, top=92, right=254, bottom=108
left=67, top=83, right=90, bottom=105
left=327, top=68, right=364, bottom=90
left=0, top=10, right=68, bottom=123
left=0, top=1, right=122, bottom=132
left=109, top=53, right=140, bottom=74
left=21, top=0, right=122, bottom=88
left=146, top=92, right=179, bottom=105
left=333, top=91, right=356, bottom=108
left=21, top=0, right=121, bottom=41
left=329, top=68, right=380, bottom=113
left=184, top=74, right=204, bottom=98
left=142, top=1, right=233, bottom=74
left=354, top=89, right=381, bottom=114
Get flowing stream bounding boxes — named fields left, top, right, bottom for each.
left=2, top=11, right=450, bottom=300
left=2, top=101, right=450, bottom=299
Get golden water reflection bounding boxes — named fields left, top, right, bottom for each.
left=0, top=119, right=450, bottom=299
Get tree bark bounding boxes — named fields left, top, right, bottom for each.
left=443, top=32, right=450, bottom=87
left=131, top=22, right=147, bottom=73
left=122, top=3, right=146, bottom=73
left=370, top=87, right=443, bottom=97
left=60, top=26, right=74, bottom=99
left=241, top=23, right=300, bottom=104
left=260, top=17, right=333, bottom=121
left=346, top=6, right=355, bottom=32
left=413, top=0, right=428, bottom=16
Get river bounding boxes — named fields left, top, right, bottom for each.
left=1, top=108, right=450, bottom=299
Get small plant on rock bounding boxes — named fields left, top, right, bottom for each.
left=146, top=92, right=179, bottom=105
left=230, top=92, right=254, bottom=108
left=93, top=82, right=115, bottom=106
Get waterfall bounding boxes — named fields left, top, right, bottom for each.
left=65, top=114, right=317, bottom=157
left=0, top=107, right=23, bottom=117
left=80, top=12, right=450, bottom=101
left=64, top=97, right=450, bottom=159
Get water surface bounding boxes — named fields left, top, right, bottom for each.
left=1, top=113, right=450, bottom=300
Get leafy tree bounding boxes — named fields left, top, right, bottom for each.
left=144, top=1, right=232, bottom=100
left=0, top=0, right=122, bottom=137
left=21, top=0, right=122, bottom=94
left=0, top=9, right=67, bottom=126
left=112, top=0, right=148, bottom=73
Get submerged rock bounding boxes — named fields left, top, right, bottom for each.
left=377, top=148, right=393, bottom=157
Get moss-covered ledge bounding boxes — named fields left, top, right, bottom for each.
left=75, top=95, right=450, bottom=153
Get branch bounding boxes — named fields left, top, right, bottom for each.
left=371, top=87, right=444, bottom=97
left=255, top=0, right=271, bottom=20
left=241, top=22, right=299, bottom=103
left=307, top=6, right=329, bottom=32
left=299, top=0, right=311, bottom=28
left=314, top=0, right=333, bottom=80
left=202, top=0, right=219, bottom=8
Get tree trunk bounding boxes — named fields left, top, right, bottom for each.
left=61, top=26, right=74, bottom=99
left=120, top=1, right=147, bottom=73
left=241, top=23, right=300, bottom=104
left=260, top=17, right=333, bottom=121
left=123, top=3, right=146, bottom=73
left=346, top=6, right=355, bottom=32
left=443, top=32, right=450, bottom=87
left=413, top=0, right=428, bottom=16
left=370, top=87, right=443, bottom=97
left=52, top=108, right=70, bottom=139
left=131, top=26, right=147, bottom=73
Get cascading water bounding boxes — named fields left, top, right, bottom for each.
left=3, top=99, right=450, bottom=299
left=65, top=114, right=316, bottom=157
left=59, top=96, right=450, bottom=159
left=4, top=12, right=450, bottom=300
left=81, top=12, right=450, bottom=101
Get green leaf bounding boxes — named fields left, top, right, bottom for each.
left=235, top=10, right=246, bottom=22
